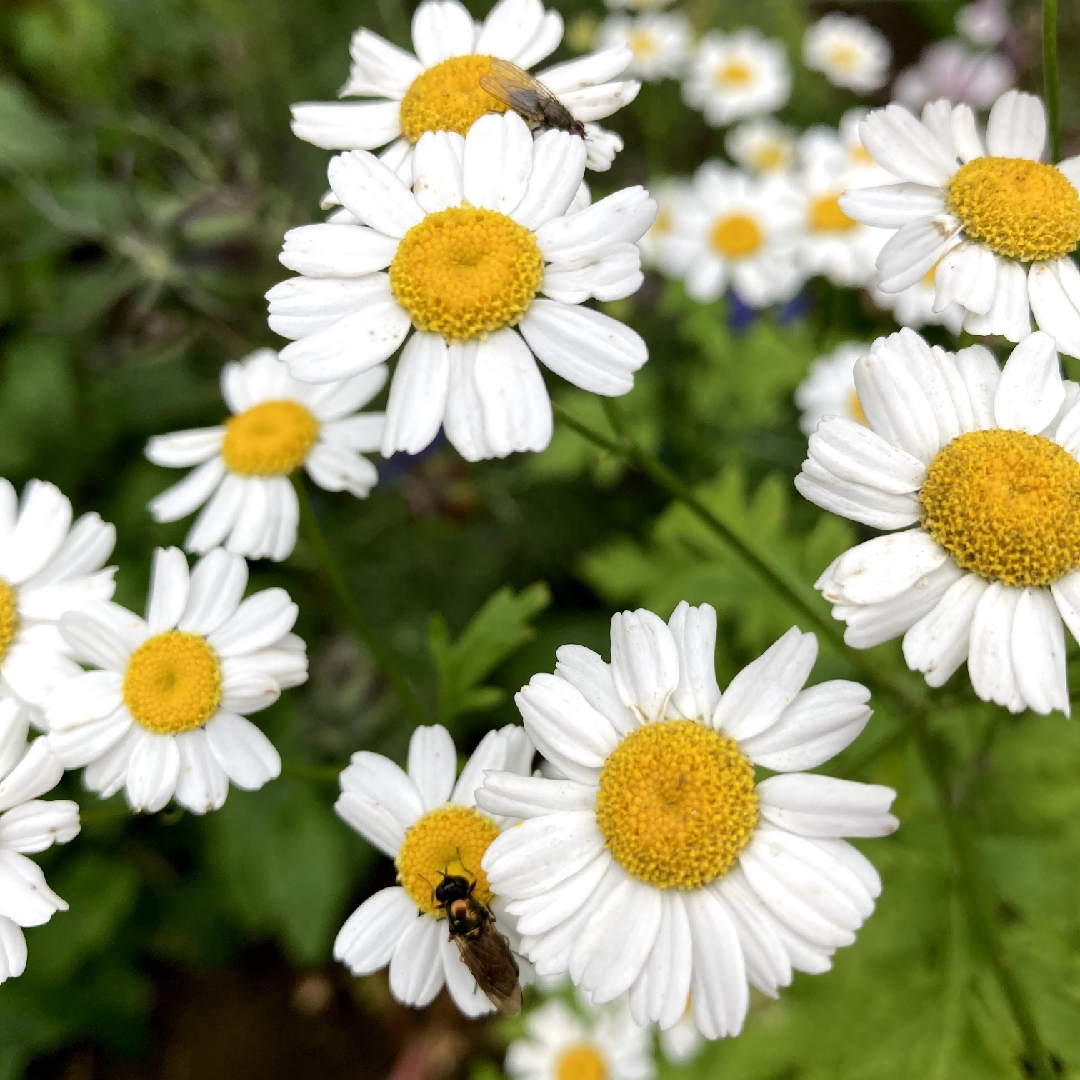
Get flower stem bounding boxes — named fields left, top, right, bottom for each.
left=1044, top=0, right=1061, bottom=163
left=557, top=401, right=1055, bottom=1078
left=292, top=477, right=431, bottom=728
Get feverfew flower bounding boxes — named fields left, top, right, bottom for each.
left=797, top=329, right=1080, bottom=715
left=957, top=0, right=1009, bottom=46
left=146, top=350, right=386, bottom=563
left=480, top=603, right=897, bottom=1037
left=841, top=91, right=1080, bottom=356
left=683, top=30, right=791, bottom=127
left=333, top=723, right=535, bottom=1017
left=726, top=118, right=796, bottom=175
left=892, top=40, right=1014, bottom=113
left=803, top=14, right=890, bottom=95
left=291, top=0, right=639, bottom=174
left=638, top=179, right=691, bottom=277
left=268, top=112, right=655, bottom=462
left=506, top=996, right=654, bottom=1080
left=597, top=12, right=690, bottom=82
left=666, top=162, right=804, bottom=307
left=0, top=732, right=77, bottom=985
left=47, top=547, right=307, bottom=813
left=794, top=342, right=870, bottom=436
left=0, top=480, right=116, bottom=733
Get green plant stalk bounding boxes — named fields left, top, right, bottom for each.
left=293, top=477, right=430, bottom=728
left=557, top=402, right=1055, bottom=1080
left=1044, top=0, right=1061, bottom=163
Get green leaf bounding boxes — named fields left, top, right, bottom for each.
left=0, top=78, right=67, bottom=169
left=0, top=336, right=77, bottom=474
left=428, top=583, right=552, bottom=726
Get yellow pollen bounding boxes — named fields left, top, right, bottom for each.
left=752, top=143, right=789, bottom=172
left=556, top=1045, right=607, bottom=1080
left=595, top=720, right=758, bottom=891
left=628, top=29, right=659, bottom=60
left=390, top=206, right=544, bottom=342
left=221, top=400, right=319, bottom=476
left=123, top=631, right=222, bottom=735
left=0, top=581, right=19, bottom=665
left=395, top=804, right=500, bottom=916
left=847, top=388, right=867, bottom=426
left=920, top=429, right=1080, bottom=587
left=715, top=60, right=753, bottom=87
left=710, top=213, right=763, bottom=259
left=824, top=42, right=860, bottom=73
left=809, top=192, right=859, bottom=234
left=946, top=157, right=1080, bottom=263
left=399, top=55, right=510, bottom=143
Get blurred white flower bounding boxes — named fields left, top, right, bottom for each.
left=597, top=12, right=691, bottom=81
left=639, top=178, right=692, bottom=277
left=892, top=39, right=1014, bottom=112
left=683, top=30, right=791, bottom=127
left=803, top=14, right=890, bottom=94
left=957, top=0, right=1009, bottom=46
left=726, top=117, right=796, bottom=175
left=658, top=1008, right=704, bottom=1064
left=869, top=269, right=965, bottom=335
left=795, top=341, right=870, bottom=436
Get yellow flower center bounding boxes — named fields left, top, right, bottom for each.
left=395, top=804, right=501, bottom=916
left=920, top=429, right=1080, bottom=587
left=628, top=29, right=659, bottom=60
left=848, top=144, right=875, bottom=168
left=595, top=720, right=759, bottom=891
left=847, top=388, right=867, bottom=426
left=710, top=213, right=763, bottom=259
left=751, top=143, right=789, bottom=172
left=945, top=157, right=1080, bottom=263
left=556, top=1046, right=607, bottom=1080
left=809, top=192, right=859, bottom=234
left=221, top=400, right=319, bottom=477
left=0, top=581, right=19, bottom=666
left=715, top=60, right=753, bottom=87
left=652, top=207, right=673, bottom=237
left=824, top=42, right=860, bottom=73
left=123, top=631, right=223, bottom=735
left=389, top=206, right=544, bottom=342
left=399, top=55, right=510, bottom=143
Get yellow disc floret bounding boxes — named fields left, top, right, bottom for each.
left=123, top=631, right=222, bottom=735
left=714, top=60, right=752, bottom=87
left=710, top=213, right=763, bottom=259
left=809, top=192, right=859, bottom=233
left=399, top=55, right=510, bottom=143
left=595, top=720, right=758, bottom=891
left=390, top=206, right=544, bottom=342
left=946, top=157, right=1080, bottom=263
left=221, top=400, right=319, bottom=476
left=920, top=429, right=1080, bottom=587
left=0, top=581, right=19, bottom=665
left=556, top=1046, right=607, bottom=1080
left=396, top=804, right=501, bottom=915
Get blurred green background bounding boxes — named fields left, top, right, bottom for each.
left=2, top=0, right=1080, bottom=1077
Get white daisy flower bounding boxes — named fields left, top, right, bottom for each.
left=290, top=0, right=640, bottom=175
left=46, top=547, right=307, bottom=813
left=682, top=30, right=791, bottom=128
left=957, top=0, right=1009, bottom=46
left=665, top=162, right=804, bottom=307
left=802, top=14, right=890, bottom=95
left=725, top=118, right=796, bottom=175
left=333, top=723, right=535, bottom=1017
left=892, top=40, right=1014, bottom=114
left=479, top=603, right=897, bottom=1038
left=638, top=179, right=691, bottom=277
left=869, top=268, right=965, bottom=334
left=506, top=995, right=654, bottom=1080
left=796, top=328, right=1080, bottom=714
left=267, top=111, right=655, bottom=462
left=794, top=342, right=871, bottom=436
left=596, top=12, right=690, bottom=82
left=145, top=349, right=386, bottom=564
left=0, top=731, right=78, bottom=985
left=0, top=480, right=116, bottom=735
left=658, top=1009, right=704, bottom=1064
left=840, top=91, right=1080, bottom=356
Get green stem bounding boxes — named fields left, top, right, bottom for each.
left=1044, top=0, right=1061, bottom=163
left=292, top=477, right=431, bottom=727
left=558, top=401, right=1055, bottom=1078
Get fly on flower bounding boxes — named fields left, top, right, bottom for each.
left=480, top=59, right=586, bottom=137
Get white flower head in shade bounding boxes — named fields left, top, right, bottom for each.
left=725, top=118, right=796, bottom=175
left=658, top=1008, right=704, bottom=1064
left=638, top=179, right=691, bottom=278
left=479, top=603, right=898, bottom=1039
left=0, top=732, right=78, bottom=985
left=794, top=342, right=871, bottom=436
left=333, top=723, right=535, bottom=1017
left=796, top=328, right=1080, bottom=715
left=957, top=0, right=1009, bottom=46
left=268, top=112, right=655, bottom=463
left=506, top=994, right=654, bottom=1080
left=46, top=547, right=307, bottom=814
left=682, top=30, right=791, bottom=128
left=802, top=14, right=890, bottom=95
left=603, top=0, right=676, bottom=11
left=869, top=267, right=965, bottom=335
left=0, top=480, right=116, bottom=733
left=892, top=41, right=1014, bottom=114
left=146, top=349, right=386, bottom=563
left=290, top=0, right=640, bottom=175
left=666, top=162, right=804, bottom=307
left=596, top=12, right=690, bottom=82
left=840, top=91, right=1080, bottom=356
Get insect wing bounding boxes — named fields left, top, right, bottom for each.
left=479, top=60, right=550, bottom=124
left=451, top=916, right=522, bottom=1016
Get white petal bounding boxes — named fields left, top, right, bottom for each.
left=475, top=0, right=545, bottom=60
left=452, top=725, right=534, bottom=806
left=0, top=849, right=66, bottom=927
left=145, top=428, right=223, bottom=468
left=965, top=257, right=1031, bottom=343
left=290, top=101, right=402, bottom=151
left=174, top=728, right=230, bottom=814
left=0, top=917, right=27, bottom=982
left=1011, top=587, right=1069, bottom=716
left=407, top=725, right=457, bottom=811
left=839, top=183, right=945, bottom=229
left=304, top=443, right=378, bottom=498
left=411, top=130, right=466, bottom=214
left=609, top=608, right=680, bottom=723
left=823, top=531, right=949, bottom=606
left=411, top=0, right=476, bottom=67
left=665, top=602, right=721, bottom=722
left=380, top=331, right=450, bottom=457
left=328, top=150, right=423, bottom=238
left=711, top=869, right=791, bottom=999
left=795, top=461, right=920, bottom=531
left=876, top=215, right=961, bottom=294
left=685, top=887, right=748, bottom=1040
left=994, top=331, right=1064, bottom=434
left=968, top=583, right=1025, bottom=713
left=553, top=645, right=636, bottom=736
left=1029, top=259, right=1080, bottom=360
left=0, top=482, right=71, bottom=586
left=204, top=711, right=281, bottom=791
left=632, top=890, right=692, bottom=1028
left=985, top=90, right=1046, bottom=160
left=506, top=850, right=610, bottom=937
left=537, top=187, right=656, bottom=265
left=388, top=912, right=444, bottom=1007
left=125, top=731, right=180, bottom=813
left=340, top=750, right=423, bottom=831
left=806, top=418, right=926, bottom=494
left=476, top=771, right=594, bottom=820
left=179, top=548, right=248, bottom=637
left=757, top=774, right=898, bottom=838
left=516, top=674, right=619, bottom=770
left=334, top=886, right=415, bottom=974
left=208, top=588, right=298, bottom=656
left=440, top=931, right=497, bottom=1017
left=858, top=105, right=957, bottom=186
left=934, top=242, right=997, bottom=315
left=953, top=343, right=1001, bottom=430
left=471, top=329, right=553, bottom=457
left=279, top=223, right=398, bottom=278
left=0, top=799, right=80, bottom=853
left=146, top=547, right=189, bottom=633
left=0, top=739, right=63, bottom=812
left=185, top=473, right=246, bottom=554
left=512, top=129, right=588, bottom=231
left=903, top=574, right=987, bottom=688
left=148, top=456, right=225, bottom=523
left=463, top=112, right=533, bottom=216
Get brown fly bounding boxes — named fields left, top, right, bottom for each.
left=480, top=59, right=585, bottom=137
left=434, top=871, right=522, bottom=1016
